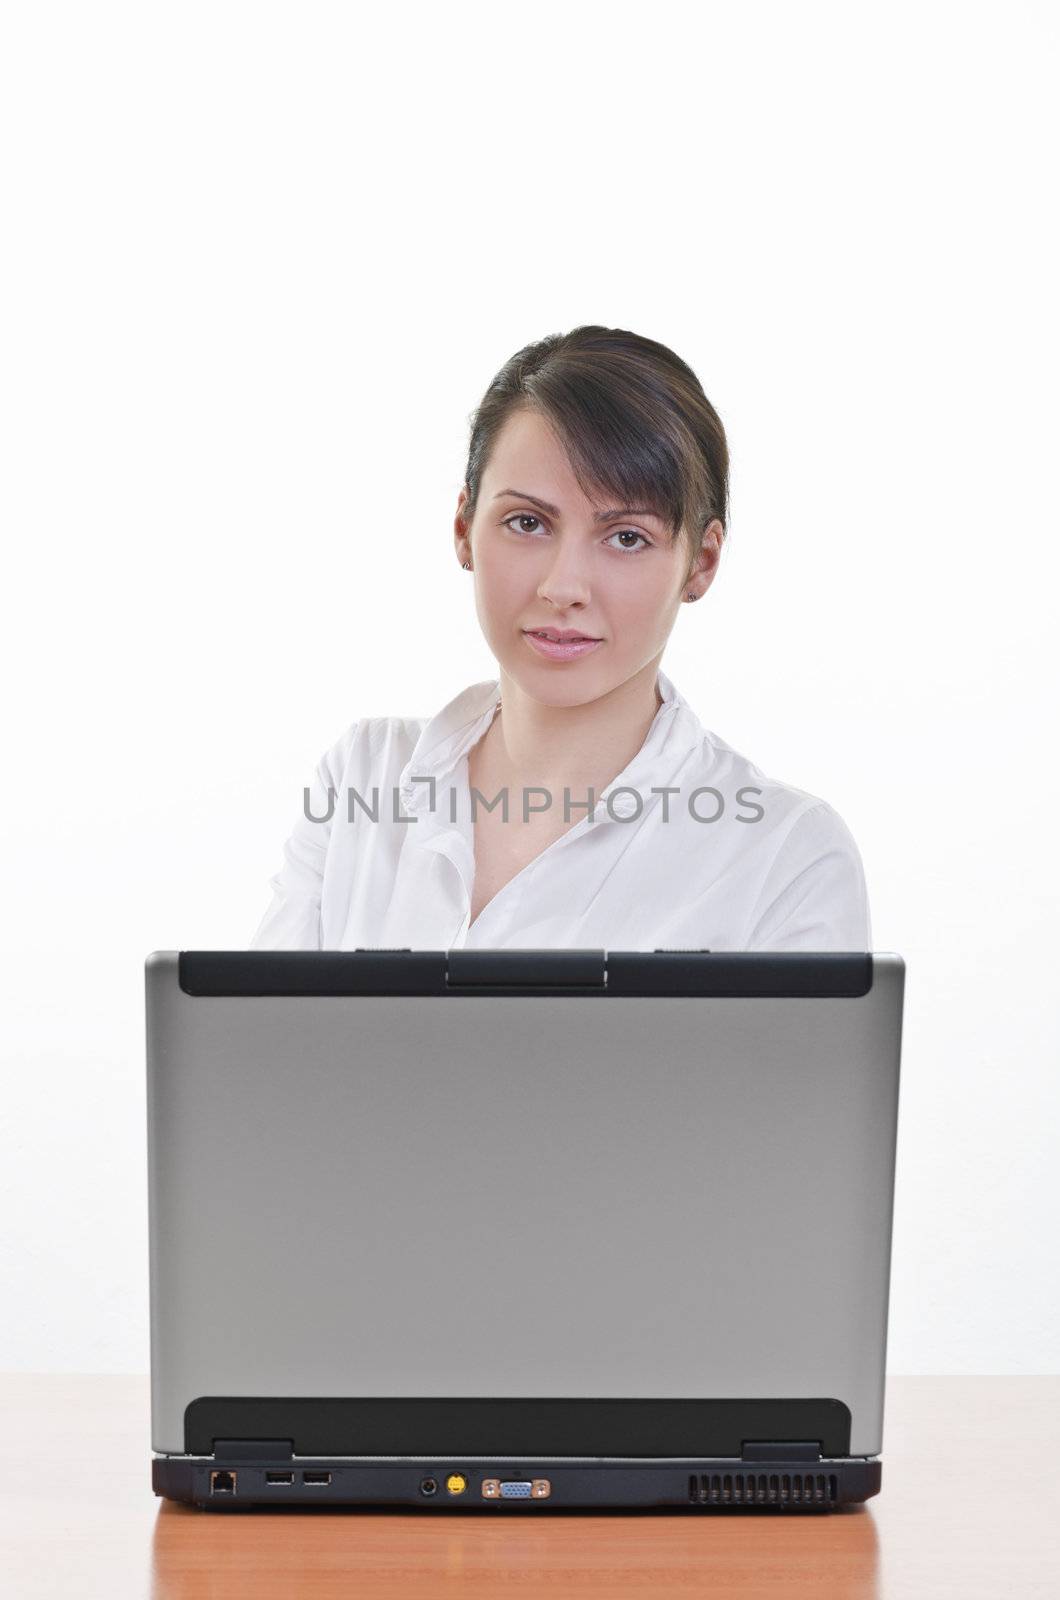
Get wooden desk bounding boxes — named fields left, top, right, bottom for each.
left=0, top=1375, right=1057, bottom=1598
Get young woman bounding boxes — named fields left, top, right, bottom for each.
left=250, top=325, right=871, bottom=952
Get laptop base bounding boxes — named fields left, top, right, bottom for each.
left=153, top=1453, right=881, bottom=1511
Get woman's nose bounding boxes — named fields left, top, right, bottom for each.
left=537, top=545, right=592, bottom=608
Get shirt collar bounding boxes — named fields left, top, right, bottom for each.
left=398, top=668, right=705, bottom=823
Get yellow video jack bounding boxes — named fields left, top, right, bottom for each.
left=445, top=1473, right=468, bottom=1496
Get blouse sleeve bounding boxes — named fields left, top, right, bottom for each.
left=744, top=800, right=873, bottom=952
left=248, top=726, right=357, bottom=951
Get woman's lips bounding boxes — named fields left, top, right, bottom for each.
left=523, top=630, right=603, bottom=661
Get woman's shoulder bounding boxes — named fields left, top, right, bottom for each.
left=678, top=720, right=871, bottom=947
left=316, top=712, right=429, bottom=786
left=688, top=719, right=861, bottom=851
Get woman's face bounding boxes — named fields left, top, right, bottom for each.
left=454, top=406, right=722, bottom=707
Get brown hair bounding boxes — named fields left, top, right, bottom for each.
left=462, top=325, right=729, bottom=582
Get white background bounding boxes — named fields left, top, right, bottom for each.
left=1, top=1, right=1056, bottom=1375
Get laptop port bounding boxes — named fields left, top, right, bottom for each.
left=265, top=1472, right=294, bottom=1485
left=482, top=1478, right=551, bottom=1499
left=420, top=1476, right=439, bottom=1496
left=210, top=1470, right=236, bottom=1494
left=302, top=1471, right=331, bottom=1486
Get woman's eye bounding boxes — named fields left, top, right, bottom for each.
left=504, top=514, right=546, bottom=535
left=605, top=528, right=651, bottom=552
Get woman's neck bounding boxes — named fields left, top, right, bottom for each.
left=470, top=655, right=665, bottom=802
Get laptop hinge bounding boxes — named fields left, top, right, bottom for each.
left=446, top=949, right=606, bottom=990
left=212, top=1438, right=294, bottom=1462
left=741, top=1440, right=823, bottom=1463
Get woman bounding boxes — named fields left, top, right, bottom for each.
left=250, top=325, right=871, bottom=952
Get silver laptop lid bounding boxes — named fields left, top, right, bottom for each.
left=145, top=950, right=904, bottom=1459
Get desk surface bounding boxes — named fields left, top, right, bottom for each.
left=0, top=1374, right=1057, bottom=1599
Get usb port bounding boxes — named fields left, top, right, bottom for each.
left=265, top=1471, right=294, bottom=1485
left=302, top=1470, right=331, bottom=1486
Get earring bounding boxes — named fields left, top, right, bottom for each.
left=685, top=590, right=697, bottom=601
left=462, top=561, right=472, bottom=570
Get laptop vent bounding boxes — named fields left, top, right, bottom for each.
left=688, top=1472, right=839, bottom=1508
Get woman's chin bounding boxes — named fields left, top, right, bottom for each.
left=498, top=653, right=617, bottom=708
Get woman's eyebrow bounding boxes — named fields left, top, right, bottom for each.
left=592, top=505, right=666, bottom=524
left=493, top=489, right=562, bottom=515
left=493, top=488, right=665, bottom=523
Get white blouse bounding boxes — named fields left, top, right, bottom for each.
left=249, top=669, right=872, bottom=953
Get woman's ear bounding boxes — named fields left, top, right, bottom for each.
left=683, top=519, right=725, bottom=602
left=454, top=486, right=473, bottom=569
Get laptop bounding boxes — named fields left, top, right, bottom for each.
left=145, top=947, right=904, bottom=1512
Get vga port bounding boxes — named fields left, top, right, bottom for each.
left=482, top=1478, right=551, bottom=1499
